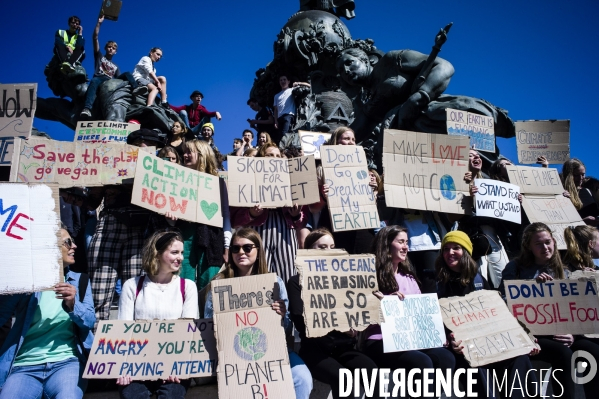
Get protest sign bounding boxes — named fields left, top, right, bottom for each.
left=132, top=152, right=223, bottom=228
left=0, top=136, right=15, bottom=166
left=321, top=145, right=380, bottom=231
left=506, top=165, right=564, bottom=195
left=101, top=0, right=123, bottom=21
left=446, top=108, right=495, bottom=152
left=84, top=319, right=217, bottom=380
left=227, top=155, right=319, bottom=207
left=74, top=120, right=139, bottom=143
left=218, top=171, right=228, bottom=187
left=295, top=249, right=380, bottom=337
left=504, top=279, right=599, bottom=335
left=10, top=138, right=143, bottom=187
left=211, top=273, right=295, bottom=399
left=439, top=290, right=538, bottom=367
left=571, top=270, right=599, bottom=338
left=298, top=130, right=331, bottom=159
left=380, top=294, right=445, bottom=353
left=383, top=129, right=471, bottom=215
left=515, top=120, right=570, bottom=164
left=0, top=83, right=37, bottom=139
left=473, top=178, right=521, bottom=224
left=0, top=183, right=62, bottom=294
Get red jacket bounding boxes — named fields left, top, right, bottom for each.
left=169, top=104, right=217, bottom=128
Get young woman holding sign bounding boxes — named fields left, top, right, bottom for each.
left=116, top=230, right=198, bottom=398
left=436, top=230, right=538, bottom=399
left=287, top=228, right=381, bottom=399
left=501, top=222, right=599, bottom=399
left=230, top=143, right=307, bottom=285
left=203, top=228, right=313, bottom=399
left=363, top=226, right=455, bottom=398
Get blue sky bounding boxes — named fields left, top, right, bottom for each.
left=2, top=0, right=597, bottom=174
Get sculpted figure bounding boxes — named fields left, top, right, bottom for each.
left=299, top=0, right=356, bottom=19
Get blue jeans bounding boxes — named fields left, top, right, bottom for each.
left=0, top=357, right=86, bottom=399
left=83, top=75, right=110, bottom=110
left=289, top=350, right=313, bottom=399
left=119, top=379, right=190, bottom=399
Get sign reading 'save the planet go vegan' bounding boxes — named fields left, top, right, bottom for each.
left=131, top=152, right=223, bottom=228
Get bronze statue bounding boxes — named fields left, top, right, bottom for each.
left=299, top=0, right=356, bottom=20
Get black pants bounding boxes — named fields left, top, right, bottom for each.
left=119, top=379, right=190, bottom=399
left=277, top=114, right=294, bottom=136
left=300, top=346, right=380, bottom=399
left=407, top=249, right=439, bottom=293
left=364, top=339, right=455, bottom=399
left=54, top=45, right=85, bottom=66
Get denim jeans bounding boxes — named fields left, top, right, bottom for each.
left=119, top=379, right=190, bottom=399
left=289, top=350, right=313, bottom=399
left=83, top=75, right=110, bottom=110
left=0, top=357, right=86, bottom=399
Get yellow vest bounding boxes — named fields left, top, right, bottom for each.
left=59, top=30, right=78, bottom=50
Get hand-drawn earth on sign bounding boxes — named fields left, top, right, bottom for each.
left=234, top=327, right=267, bottom=361
left=440, top=174, right=456, bottom=200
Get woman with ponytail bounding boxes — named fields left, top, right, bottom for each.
left=563, top=225, right=599, bottom=271
left=562, top=158, right=599, bottom=225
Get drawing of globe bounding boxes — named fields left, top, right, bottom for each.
left=440, top=174, right=456, bottom=200
left=234, top=327, right=268, bottom=361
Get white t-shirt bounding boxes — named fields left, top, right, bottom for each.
left=118, top=275, right=199, bottom=320
left=274, top=88, right=295, bottom=116
left=132, top=56, right=156, bottom=82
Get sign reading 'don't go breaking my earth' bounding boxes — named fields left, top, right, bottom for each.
left=10, top=138, right=143, bottom=187
left=439, top=290, right=538, bottom=367
left=227, top=155, right=319, bottom=208
left=0, top=183, right=62, bottom=294
left=506, top=165, right=584, bottom=249
left=294, top=249, right=380, bottom=337
left=0, top=83, right=37, bottom=139
left=380, top=294, right=445, bottom=353
left=473, top=179, right=521, bottom=224
left=383, top=129, right=471, bottom=215
left=515, top=120, right=570, bottom=164
left=131, top=152, right=223, bottom=228
left=84, top=319, right=217, bottom=380
left=211, top=273, right=295, bottom=399
left=504, top=279, right=599, bottom=335
left=74, top=120, right=140, bottom=143
left=321, top=145, right=380, bottom=231
left=446, top=108, right=495, bottom=153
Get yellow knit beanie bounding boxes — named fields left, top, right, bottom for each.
left=441, top=231, right=473, bottom=256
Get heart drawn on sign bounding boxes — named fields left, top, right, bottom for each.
left=200, top=200, right=219, bottom=220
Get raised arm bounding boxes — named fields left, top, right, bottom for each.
left=93, top=16, right=104, bottom=54
left=396, top=49, right=454, bottom=101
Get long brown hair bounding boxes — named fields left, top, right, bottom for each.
left=436, top=244, right=479, bottom=286
left=563, top=225, right=598, bottom=270
left=142, top=231, right=184, bottom=276
left=215, top=228, right=269, bottom=279
left=562, top=158, right=585, bottom=209
left=304, top=228, right=334, bottom=250
left=518, top=222, right=565, bottom=279
left=371, top=226, right=420, bottom=294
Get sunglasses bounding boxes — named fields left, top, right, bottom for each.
left=62, top=238, right=74, bottom=249
left=231, top=244, right=257, bottom=254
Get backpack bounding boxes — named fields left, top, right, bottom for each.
left=78, top=273, right=89, bottom=302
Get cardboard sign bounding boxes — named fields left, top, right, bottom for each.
left=10, top=138, right=143, bottom=187
left=321, top=145, right=380, bottom=231
left=131, top=152, right=223, bottom=228
left=295, top=249, right=380, bottom=337
left=74, top=120, right=140, bottom=143
left=0, top=183, right=62, bottom=294
left=473, top=179, right=521, bottom=224
left=218, top=171, right=228, bottom=187
left=382, top=130, right=471, bottom=215
left=439, top=290, right=537, bottom=367
left=515, top=120, right=570, bottom=164
left=101, top=0, right=123, bottom=21
left=0, top=136, right=15, bottom=166
left=0, top=83, right=37, bottom=139
left=211, top=274, right=295, bottom=399
left=446, top=108, right=495, bottom=152
left=298, top=130, right=331, bottom=159
left=84, top=319, right=217, bottom=380
left=506, top=165, right=564, bottom=195
left=520, top=194, right=584, bottom=249
left=227, top=155, right=319, bottom=207
left=505, top=279, right=599, bottom=335
left=380, top=294, right=445, bottom=353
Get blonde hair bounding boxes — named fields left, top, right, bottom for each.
left=518, top=223, right=565, bottom=279
left=256, top=142, right=281, bottom=157
left=142, top=231, right=184, bottom=276
left=184, top=139, right=219, bottom=176
left=562, top=158, right=585, bottom=209
left=244, top=148, right=258, bottom=157
left=563, top=225, right=598, bottom=271
left=327, top=126, right=354, bottom=145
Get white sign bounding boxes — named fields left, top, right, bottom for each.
left=474, top=179, right=521, bottom=224
left=298, top=131, right=331, bottom=159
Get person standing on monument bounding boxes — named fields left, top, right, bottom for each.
left=170, top=90, right=222, bottom=138
left=273, top=75, right=310, bottom=140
